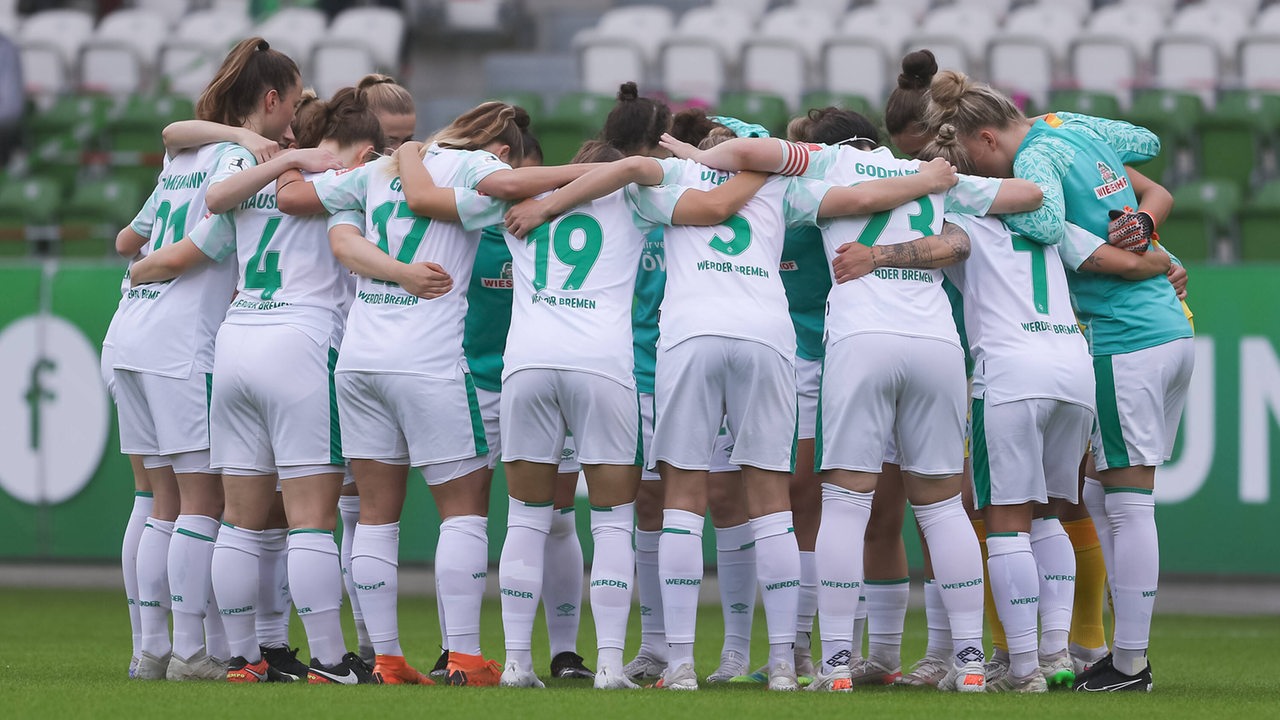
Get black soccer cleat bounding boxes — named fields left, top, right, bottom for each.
left=429, top=649, right=450, bottom=680
left=261, top=645, right=309, bottom=682
left=307, top=652, right=380, bottom=685
left=550, top=651, right=595, bottom=679
left=1072, top=653, right=1152, bottom=693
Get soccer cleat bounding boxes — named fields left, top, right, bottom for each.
left=445, top=652, right=503, bottom=686
left=705, top=649, right=749, bottom=684
left=128, top=655, right=140, bottom=679
left=499, top=660, right=545, bottom=688
left=550, top=651, right=595, bottom=679
left=167, top=651, right=227, bottom=681
left=133, top=651, right=170, bottom=680
left=623, top=650, right=666, bottom=682
left=429, top=649, right=450, bottom=680
left=848, top=657, right=902, bottom=685
left=261, top=645, right=309, bottom=682
left=307, top=652, right=379, bottom=685
left=227, top=655, right=290, bottom=684
left=654, top=662, right=698, bottom=690
left=767, top=660, right=800, bottom=691
left=985, top=662, right=1047, bottom=693
left=1072, top=653, right=1152, bottom=693
left=728, top=664, right=768, bottom=684
left=372, top=654, right=433, bottom=685
left=1039, top=649, right=1076, bottom=688
left=593, top=665, right=639, bottom=690
left=794, top=645, right=815, bottom=680
left=1069, top=643, right=1108, bottom=676
left=357, top=645, right=376, bottom=667
left=939, top=660, right=986, bottom=693
left=806, top=662, right=852, bottom=692
left=896, top=656, right=949, bottom=687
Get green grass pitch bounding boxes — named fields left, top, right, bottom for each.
left=3, top=588, right=1276, bottom=719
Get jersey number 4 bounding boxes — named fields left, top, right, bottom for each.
left=244, top=216, right=283, bottom=300
left=527, top=212, right=603, bottom=291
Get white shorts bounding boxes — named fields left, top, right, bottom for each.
left=336, top=368, right=488, bottom=480
left=971, top=397, right=1093, bottom=509
left=796, top=356, right=821, bottom=441
left=819, top=333, right=966, bottom=477
left=101, top=342, right=117, bottom=401
left=654, top=336, right=796, bottom=473
left=1091, top=337, right=1195, bottom=472
left=114, top=368, right=211, bottom=457
left=209, top=324, right=344, bottom=475
left=477, top=386, right=581, bottom=474
left=500, top=368, right=641, bottom=466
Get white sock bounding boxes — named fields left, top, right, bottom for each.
left=1031, top=517, right=1075, bottom=656
left=438, top=515, right=488, bottom=656
left=256, top=528, right=290, bottom=648
left=797, top=550, right=817, bottom=645
left=590, top=503, right=635, bottom=674
left=866, top=578, right=909, bottom=671
left=1105, top=489, right=1158, bottom=676
left=714, top=522, right=756, bottom=659
left=634, top=529, right=665, bottom=659
left=337, top=495, right=369, bottom=652
left=287, top=530, right=346, bottom=667
left=815, top=484, right=872, bottom=667
left=852, top=593, right=867, bottom=661
left=436, top=579, right=447, bottom=652
left=986, top=532, right=1040, bottom=678
left=1082, top=477, right=1116, bottom=595
left=659, top=509, right=704, bottom=668
left=351, top=522, right=401, bottom=657
left=542, top=507, right=583, bottom=658
left=212, top=523, right=262, bottom=662
left=500, top=498, right=552, bottom=669
left=136, top=517, right=174, bottom=658
left=752, top=511, right=800, bottom=670
left=122, top=492, right=153, bottom=660
left=203, top=577, right=229, bottom=661
left=923, top=580, right=951, bottom=660
left=169, top=514, right=218, bottom=660
left=914, top=495, right=985, bottom=666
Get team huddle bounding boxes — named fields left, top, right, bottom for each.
left=105, top=38, right=1193, bottom=694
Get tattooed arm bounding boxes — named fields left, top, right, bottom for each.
left=831, top=221, right=971, bottom=284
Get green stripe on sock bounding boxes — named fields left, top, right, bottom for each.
left=135, top=491, right=154, bottom=498
left=558, top=507, right=574, bottom=515
left=590, top=504, right=613, bottom=512
left=175, top=528, right=215, bottom=543
left=328, top=347, right=343, bottom=465
left=221, top=521, right=236, bottom=529
left=865, top=577, right=910, bottom=586
left=1093, top=355, right=1132, bottom=469
left=739, top=541, right=756, bottom=550
left=987, top=531, right=1021, bottom=538
left=521, top=499, right=554, bottom=507
left=1104, top=486, right=1154, bottom=495
left=662, top=528, right=692, bottom=535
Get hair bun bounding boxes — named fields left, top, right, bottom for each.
left=617, top=81, right=639, bottom=102
left=936, top=123, right=958, bottom=145
left=898, top=49, right=938, bottom=91
left=512, top=105, right=531, bottom=130
left=255, top=38, right=270, bottom=52
left=357, top=73, right=396, bottom=90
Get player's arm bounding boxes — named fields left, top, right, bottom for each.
left=831, top=221, right=971, bottom=284
left=987, top=178, right=1044, bottom=214
left=1077, top=242, right=1170, bottom=280
left=276, top=169, right=329, bottom=216
left=670, top=171, right=770, bottom=225
left=658, top=134, right=805, bottom=174
left=1127, top=166, right=1172, bottom=226
left=128, top=238, right=210, bottom=285
left=474, top=163, right=600, bottom=201
left=504, top=156, right=666, bottom=237
left=115, top=227, right=148, bottom=258
left=999, top=143, right=1070, bottom=245
left=395, top=142, right=463, bottom=222
left=329, top=222, right=452, bottom=299
left=817, top=158, right=957, bottom=218
left=206, top=148, right=341, bottom=214
left=161, top=120, right=280, bottom=163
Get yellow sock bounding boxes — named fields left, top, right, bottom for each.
left=973, top=519, right=1006, bottom=652
left=1064, top=517, right=1107, bottom=650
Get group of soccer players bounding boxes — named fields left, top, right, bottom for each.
left=105, top=37, right=1192, bottom=694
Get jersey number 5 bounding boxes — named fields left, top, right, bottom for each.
left=708, top=214, right=751, bottom=256
left=527, top=212, right=603, bottom=291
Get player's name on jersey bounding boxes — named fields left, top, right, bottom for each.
left=161, top=171, right=207, bottom=192
left=851, top=162, right=919, bottom=179
left=696, top=259, right=770, bottom=278
left=1020, top=320, right=1082, bottom=335
left=231, top=298, right=290, bottom=311
left=701, top=169, right=729, bottom=185
left=239, top=192, right=277, bottom=211
left=871, top=267, right=932, bottom=282
left=357, top=289, right=418, bottom=306
left=530, top=291, right=596, bottom=310
left=125, top=286, right=163, bottom=300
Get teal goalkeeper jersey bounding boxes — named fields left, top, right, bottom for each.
left=633, top=228, right=664, bottom=395
left=1004, top=112, right=1191, bottom=357
left=463, top=225, right=513, bottom=392
left=780, top=226, right=829, bottom=362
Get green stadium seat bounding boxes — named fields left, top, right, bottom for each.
left=0, top=176, right=62, bottom=255
left=1239, top=180, right=1280, bottom=261
left=715, top=92, right=790, bottom=138
left=799, top=92, right=875, bottom=117
left=105, top=94, right=195, bottom=155
left=1125, top=90, right=1205, bottom=185
left=57, top=178, right=143, bottom=257
left=489, top=91, right=545, bottom=120
left=534, top=92, right=616, bottom=164
left=1047, top=90, right=1122, bottom=120
left=29, top=93, right=116, bottom=150
left=1196, top=91, right=1280, bottom=195
left=1160, top=179, right=1241, bottom=262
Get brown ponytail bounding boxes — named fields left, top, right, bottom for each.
left=195, top=37, right=300, bottom=127
left=356, top=73, right=415, bottom=117
left=293, top=86, right=386, bottom=154
left=885, top=49, right=938, bottom=137
left=924, top=70, right=1023, bottom=139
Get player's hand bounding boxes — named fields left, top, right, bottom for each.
left=504, top=197, right=552, bottom=239
left=832, top=242, right=875, bottom=283
left=289, top=148, right=344, bottom=173
left=397, top=261, right=453, bottom=299
left=1107, top=206, right=1155, bottom=252
left=658, top=132, right=699, bottom=160
left=237, top=129, right=283, bottom=164
left=919, top=157, right=958, bottom=192
left=1167, top=261, right=1188, bottom=300
left=395, top=141, right=426, bottom=165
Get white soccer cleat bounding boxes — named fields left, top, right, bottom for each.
left=656, top=662, right=698, bottom=690
left=939, top=660, right=986, bottom=693
left=705, top=650, right=749, bottom=684
left=623, top=651, right=666, bottom=682
left=767, top=660, right=800, bottom=691
left=896, top=655, right=949, bottom=687
left=167, top=651, right=226, bottom=681
left=593, top=665, right=640, bottom=690
left=499, top=660, right=545, bottom=688
left=806, top=662, right=852, bottom=692
left=133, top=651, right=170, bottom=681
left=848, top=656, right=902, bottom=685
left=985, top=662, right=1048, bottom=693
left=1039, top=649, right=1076, bottom=688
left=128, top=655, right=140, bottom=679
left=794, top=646, right=815, bottom=679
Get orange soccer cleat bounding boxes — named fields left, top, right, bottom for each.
left=444, top=652, right=503, bottom=686
left=372, top=654, right=434, bottom=685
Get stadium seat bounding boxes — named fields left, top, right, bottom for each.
left=1002, top=3, right=1083, bottom=60
left=1197, top=91, right=1280, bottom=194
left=536, top=92, right=616, bottom=165
left=1125, top=90, right=1204, bottom=184
left=1154, top=36, right=1221, bottom=107
left=800, top=91, right=874, bottom=117
left=442, top=0, right=510, bottom=32
left=78, top=9, right=171, bottom=96
left=104, top=94, right=194, bottom=155
left=312, top=43, right=380, bottom=99
left=659, top=6, right=753, bottom=103
left=741, top=7, right=834, bottom=109
left=0, top=177, right=60, bottom=249
left=17, top=9, right=95, bottom=97
left=988, top=38, right=1055, bottom=113
left=57, top=177, right=143, bottom=257
left=1216, top=0, right=1265, bottom=15
left=1083, top=4, right=1167, bottom=61
left=1168, top=3, right=1249, bottom=58
left=255, top=6, right=329, bottom=71
left=28, top=93, right=115, bottom=151
left=792, top=0, right=850, bottom=16
left=1239, top=180, right=1280, bottom=260
left=132, top=0, right=195, bottom=25
left=1048, top=89, right=1123, bottom=118
left=1257, top=3, right=1280, bottom=32
left=908, top=6, right=999, bottom=76
left=1239, top=36, right=1280, bottom=91
left=1070, top=35, right=1143, bottom=108
left=160, top=10, right=251, bottom=100
left=576, top=6, right=673, bottom=95
left=862, top=0, right=932, bottom=21
left=711, top=0, right=769, bottom=22
left=1161, top=180, right=1241, bottom=262
left=489, top=91, right=545, bottom=120
left=1113, top=0, right=1179, bottom=20
left=950, top=0, right=1015, bottom=19
left=715, top=92, right=790, bottom=137
left=819, top=5, right=916, bottom=105
left=327, top=6, right=406, bottom=70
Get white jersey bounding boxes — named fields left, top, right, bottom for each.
left=191, top=172, right=348, bottom=346
left=314, top=148, right=508, bottom=379
left=805, top=145, right=1002, bottom=348
left=944, top=214, right=1095, bottom=408
left=502, top=189, right=649, bottom=387
left=112, top=142, right=241, bottom=378
left=629, top=158, right=819, bottom=360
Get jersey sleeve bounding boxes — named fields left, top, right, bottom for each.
left=208, top=143, right=257, bottom=186
left=129, top=186, right=162, bottom=237
left=312, top=166, right=370, bottom=214
left=1001, top=137, right=1072, bottom=246
left=944, top=174, right=1001, bottom=216
left=1057, top=222, right=1106, bottom=271
left=782, top=177, right=829, bottom=228
left=1057, top=111, right=1161, bottom=165
left=188, top=213, right=237, bottom=263
left=460, top=150, right=514, bottom=190
left=455, top=188, right=508, bottom=231
left=626, top=183, right=687, bottom=228
left=327, top=209, right=365, bottom=231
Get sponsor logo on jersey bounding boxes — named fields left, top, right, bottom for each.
left=227, top=157, right=248, bottom=173
left=779, top=260, right=798, bottom=271
left=1093, top=161, right=1129, bottom=199
left=481, top=261, right=514, bottom=289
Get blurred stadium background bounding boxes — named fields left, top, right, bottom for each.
left=1, top=0, right=1278, bottom=599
